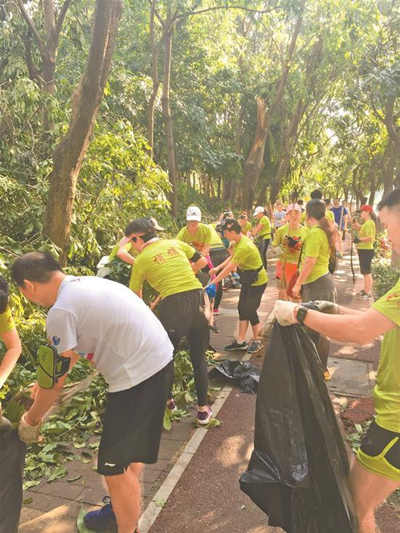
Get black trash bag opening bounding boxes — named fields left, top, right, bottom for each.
left=0, top=420, right=26, bottom=533
left=240, top=323, right=357, bottom=533
left=209, top=360, right=260, bottom=393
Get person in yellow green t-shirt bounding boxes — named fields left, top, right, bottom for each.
left=176, top=206, right=212, bottom=254
left=272, top=204, right=307, bottom=299
left=128, top=218, right=213, bottom=425
left=238, top=213, right=252, bottom=236
left=271, top=188, right=400, bottom=533
left=209, top=219, right=268, bottom=355
left=353, top=205, right=377, bottom=298
left=291, top=199, right=337, bottom=380
left=0, top=276, right=22, bottom=392
left=252, top=206, right=272, bottom=269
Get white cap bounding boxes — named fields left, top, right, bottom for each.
left=149, top=217, right=165, bottom=231
left=253, top=206, right=265, bottom=216
left=186, top=206, right=201, bottom=221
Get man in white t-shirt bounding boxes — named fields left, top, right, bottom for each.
left=11, top=252, right=173, bottom=533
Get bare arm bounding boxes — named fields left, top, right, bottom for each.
left=192, top=256, right=207, bottom=274
left=0, top=328, right=22, bottom=389
left=302, top=307, right=394, bottom=345
left=211, top=255, right=231, bottom=275
left=25, top=350, right=80, bottom=425
left=212, top=260, right=237, bottom=286
left=296, top=256, right=317, bottom=286
left=116, top=236, right=135, bottom=265
left=252, top=222, right=262, bottom=236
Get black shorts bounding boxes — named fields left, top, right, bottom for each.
left=97, top=361, right=173, bottom=476
left=358, top=249, right=374, bottom=275
left=238, top=283, right=267, bottom=325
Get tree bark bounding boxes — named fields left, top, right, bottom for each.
left=147, top=0, right=161, bottom=158
left=45, top=0, right=123, bottom=260
left=162, top=9, right=178, bottom=216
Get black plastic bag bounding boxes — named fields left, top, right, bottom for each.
left=210, top=360, right=260, bottom=393
left=0, top=418, right=26, bottom=533
left=240, top=323, right=357, bottom=533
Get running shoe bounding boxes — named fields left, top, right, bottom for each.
left=247, top=340, right=262, bottom=354
left=357, top=290, right=367, bottom=296
left=362, top=293, right=372, bottom=299
left=213, top=308, right=219, bottom=315
left=84, top=497, right=117, bottom=531
left=166, top=399, right=177, bottom=412
left=224, top=340, right=248, bottom=351
left=197, top=407, right=212, bottom=425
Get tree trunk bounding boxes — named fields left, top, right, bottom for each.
left=45, top=0, right=123, bottom=260
left=147, top=0, right=161, bottom=158
left=383, top=139, right=396, bottom=198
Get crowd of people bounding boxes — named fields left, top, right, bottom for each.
left=1, top=186, right=398, bottom=533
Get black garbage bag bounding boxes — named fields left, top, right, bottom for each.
left=210, top=360, right=260, bottom=393
left=0, top=418, right=26, bottom=533
left=239, top=323, right=357, bottom=533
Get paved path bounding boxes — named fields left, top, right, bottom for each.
left=19, top=249, right=397, bottom=532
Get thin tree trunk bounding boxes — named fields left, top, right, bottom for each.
left=147, top=0, right=161, bottom=157
left=45, top=0, right=123, bottom=260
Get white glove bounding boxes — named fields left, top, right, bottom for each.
left=18, top=413, right=41, bottom=444
left=272, top=300, right=298, bottom=326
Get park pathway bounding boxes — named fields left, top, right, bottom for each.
left=19, top=247, right=399, bottom=532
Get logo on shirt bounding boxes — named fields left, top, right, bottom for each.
left=52, top=336, right=61, bottom=346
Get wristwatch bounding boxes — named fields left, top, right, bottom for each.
left=296, top=306, right=308, bottom=325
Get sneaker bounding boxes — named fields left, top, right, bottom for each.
left=166, top=399, right=177, bottom=412
left=197, top=407, right=212, bottom=425
left=323, top=370, right=332, bottom=381
left=224, top=340, right=248, bottom=351
left=357, top=290, right=366, bottom=296
left=84, top=497, right=117, bottom=531
left=362, top=293, right=372, bottom=299
left=213, top=308, right=219, bottom=315
left=247, top=340, right=262, bottom=354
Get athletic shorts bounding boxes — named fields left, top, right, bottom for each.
left=357, top=420, right=400, bottom=481
left=357, top=249, right=374, bottom=275
left=97, top=361, right=173, bottom=476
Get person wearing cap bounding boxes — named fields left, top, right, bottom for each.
left=271, top=189, right=400, bottom=533
left=209, top=219, right=268, bottom=354
left=353, top=205, right=376, bottom=298
left=252, top=206, right=271, bottom=269
left=176, top=206, right=212, bottom=254
left=114, top=217, right=165, bottom=266
left=128, top=218, right=213, bottom=426
left=12, top=251, right=174, bottom=533
left=272, top=204, right=307, bottom=299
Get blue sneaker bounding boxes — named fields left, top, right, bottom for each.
left=84, top=497, right=117, bottom=531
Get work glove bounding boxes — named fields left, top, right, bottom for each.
left=272, top=300, right=298, bottom=326
left=18, top=413, right=41, bottom=444
left=302, top=300, right=339, bottom=314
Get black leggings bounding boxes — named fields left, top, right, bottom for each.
left=157, top=289, right=209, bottom=406
left=210, top=247, right=229, bottom=310
left=256, top=238, right=270, bottom=269
left=238, top=283, right=267, bottom=325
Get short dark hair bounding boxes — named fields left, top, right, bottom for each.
left=125, top=218, right=156, bottom=241
left=378, top=189, right=400, bottom=211
left=325, top=199, right=331, bottom=205
left=0, top=275, right=9, bottom=313
left=306, top=199, right=326, bottom=220
left=310, top=189, right=323, bottom=200
left=12, top=252, right=62, bottom=287
left=297, top=199, right=304, bottom=206
left=221, top=218, right=241, bottom=234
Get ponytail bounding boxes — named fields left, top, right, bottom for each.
left=318, top=217, right=337, bottom=257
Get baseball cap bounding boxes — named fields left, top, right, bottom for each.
left=286, top=203, right=302, bottom=213
left=253, top=206, right=265, bottom=216
left=125, top=217, right=156, bottom=236
left=149, top=217, right=165, bottom=231
left=186, top=206, right=201, bottom=221
left=360, top=205, right=373, bottom=213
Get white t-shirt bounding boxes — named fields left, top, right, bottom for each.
left=46, top=276, right=173, bottom=393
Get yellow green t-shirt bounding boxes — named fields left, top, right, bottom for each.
left=357, top=219, right=376, bottom=251
left=176, top=223, right=212, bottom=252
left=231, top=236, right=268, bottom=287
left=301, top=226, right=330, bottom=284
left=255, top=215, right=271, bottom=240
left=240, top=221, right=252, bottom=235
left=207, top=224, right=224, bottom=250
left=326, top=210, right=335, bottom=224
left=129, top=239, right=202, bottom=299
left=0, top=307, right=15, bottom=335
left=272, top=223, right=308, bottom=264
left=372, top=279, right=400, bottom=432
